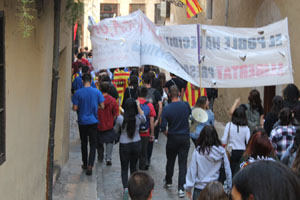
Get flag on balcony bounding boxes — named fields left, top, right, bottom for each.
left=180, top=0, right=203, bottom=18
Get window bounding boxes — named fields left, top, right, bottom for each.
left=100, top=4, right=119, bottom=20
left=166, top=2, right=171, bottom=18
left=0, top=11, right=5, bottom=165
left=206, top=0, right=213, bottom=19
left=129, top=4, right=146, bottom=14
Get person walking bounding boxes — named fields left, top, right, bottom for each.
left=160, top=85, right=191, bottom=198
left=114, top=98, right=146, bottom=199
left=142, top=74, right=162, bottom=167
left=221, top=106, right=250, bottom=175
left=185, top=125, right=232, bottom=200
left=72, top=74, right=105, bottom=175
left=97, top=82, right=119, bottom=165
left=190, top=96, right=215, bottom=146
left=270, top=107, right=296, bottom=159
left=137, top=86, right=156, bottom=170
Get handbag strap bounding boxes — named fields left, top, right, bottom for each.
left=226, top=122, right=231, bottom=146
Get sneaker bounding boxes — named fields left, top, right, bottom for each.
left=154, top=139, right=158, bottom=143
left=106, top=161, right=112, bottom=166
left=178, top=189, right=185, bottom=198
left=123, top=188, right=129, bottom=200
left=163, top=180, right=172, bottom=190
left=86, top=166, right=93, bottom=176
left=81, top=165, right=87, bottom=170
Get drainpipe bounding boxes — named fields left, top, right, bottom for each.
left=225, top=0, right=229, bottom=26
left=46, top=0, right=61, bottom=200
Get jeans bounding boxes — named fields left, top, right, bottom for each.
left=98, top=143, right=113, bottom=161
left=120, top=141, right=141, bottom=188
left=79, top=123, right=98, bottom=167
left=165, top=134, right=190, bottom=190
left=230, top=150, right=244, bottom=176
left=139, top=136, right=149, bottom=170
left=193, top=188, right=202, bottom=200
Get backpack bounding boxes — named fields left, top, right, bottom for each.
left=245, top=104, right=260, bottom=133
left=146, top=88, right=157, bottom=107
left=139, top=101, right=151, bottom=133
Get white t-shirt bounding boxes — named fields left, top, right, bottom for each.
left=221, top=122, right=250, bottom=150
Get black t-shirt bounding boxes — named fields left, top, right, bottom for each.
left=165, top=78, right=185, bottom=92
left=122, top=87, right=138, bottom=108
left=152, top=88, right=162, bottom=113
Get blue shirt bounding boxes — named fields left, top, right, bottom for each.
left=72, top=86, right=105, bottom=125
left=160, top=101, right=191, bottom=135
left=72, top=76, right=96, bottom=91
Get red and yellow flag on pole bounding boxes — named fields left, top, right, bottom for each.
left=180, top=0, right=203, bottom=18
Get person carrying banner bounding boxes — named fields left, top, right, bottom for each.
left=164, top=73, right=185, bottom=103
left=183, top=82, right=207, bottom=107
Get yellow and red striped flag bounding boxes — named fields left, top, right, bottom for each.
left=180, top=0, right=203, bottom=18
left=183, top=82, right=207, bottom=107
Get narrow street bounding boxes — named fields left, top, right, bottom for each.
left=53, top=110, right=225, bottom=200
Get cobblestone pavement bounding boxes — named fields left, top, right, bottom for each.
left=53, top=110, right=225, bottom=200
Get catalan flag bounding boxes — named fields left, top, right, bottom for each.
left=183, top=82, right=207, bottom=107
left=180, top=0, right=203, bottom=18
left=112, top=69, right=130, bottom=105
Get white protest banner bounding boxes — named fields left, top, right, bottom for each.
left=89, top=10, right=197, bottom=85
left=89, top=11, right=293, bottom=88
left=199, top=18, right=293, bottom=88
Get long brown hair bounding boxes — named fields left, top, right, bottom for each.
left=243, top=128, right=274, bottom=158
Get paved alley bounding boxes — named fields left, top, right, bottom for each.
left=53, top=110, right=225, bottom=200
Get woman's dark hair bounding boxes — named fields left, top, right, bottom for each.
left=158, top=73, right=166, bottom=88
left=122, top=98, right=138, bottom=139
left=292, top=104, right=300, bottom=122
left=100, top=82, right=110, bottom=93
left=129, top=75, right=139, bottom=90
left=248, top=89, right=263, bottom=111
left=233, top=161, right=300, bottom=200
left=198, top=181, right=228, bottom=200
left=270, top=95, right=284, bottom=116
left=290, top=130, right=300, bottom=154
left=130, top=68, right=139, bottom=77
left=232, top=105, right=248, bottom=128
left=152, top=78, right=163, bottom=96
left=195, top=96, right=208, bottom=109
left=283, top=84, right=300, bottom=103
left=244, top=128, right=274, bottom=158
left=279, top=107, right=293, bottom=126
left=100, top=75, right=111, bottom=83
left=197, top=125, right=222, bottom=154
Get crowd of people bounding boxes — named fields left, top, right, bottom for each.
left=71, top=49, right=300, bottom=200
